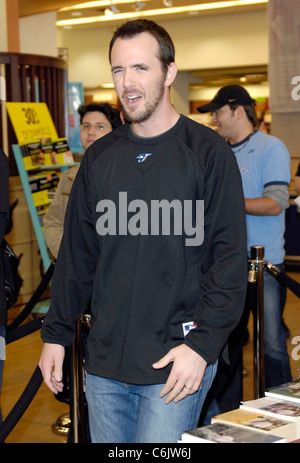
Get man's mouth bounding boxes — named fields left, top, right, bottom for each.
left=125, top=94, right=141, bottom=104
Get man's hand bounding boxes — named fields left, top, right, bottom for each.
left=152, top=344, right=207, bottom=404
left=38, top=343, right=65, bottom=394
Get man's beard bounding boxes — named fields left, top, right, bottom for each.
left=121, top=77, right=166, bottom=124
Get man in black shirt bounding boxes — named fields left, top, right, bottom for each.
left=39, top=19, right=248, bottom=443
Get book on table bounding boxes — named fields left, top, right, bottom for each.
left=180, top=422, right=286, bottom=443
left=241, top=396, right=300, bottom=435
left=265, top=379, right=300, bottom=404
left=211, top=408, right=297, bottom=443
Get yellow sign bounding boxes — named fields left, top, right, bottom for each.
left=6, top=102, right=58, bottom=145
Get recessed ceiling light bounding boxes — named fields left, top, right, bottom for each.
left=102, top=83, right=115, bottom=88
left=133, top=1, right=146, bottom=12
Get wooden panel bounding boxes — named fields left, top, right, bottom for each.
left=6, top=0, right=20, bottom=53
left=0, top=52, right=67, bottom=173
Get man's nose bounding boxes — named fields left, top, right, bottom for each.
left=88, top=124, right=97, bottom=134
left=211, top=112, right=217, bottom=125
left=123, top=70, right=135, bottom=89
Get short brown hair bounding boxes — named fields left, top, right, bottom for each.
left=109, top=19, right=175, bottom=74
left=229, top=103, right=257, bottom=127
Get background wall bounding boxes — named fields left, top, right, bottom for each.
left=19, top=11, right=58, bottom=57
left=0, top=0, right=8, bottom=51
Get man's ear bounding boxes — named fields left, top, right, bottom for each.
left=165, top=62, right=177, bottom=87
left=236, top=105, right=246, bottom=120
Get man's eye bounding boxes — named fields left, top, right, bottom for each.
left=81, top=124, right=107, bottom=131
left=112, top=68, right=122, bottom=75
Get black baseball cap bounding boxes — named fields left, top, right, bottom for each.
left=197, top=85, right=256, bottom=113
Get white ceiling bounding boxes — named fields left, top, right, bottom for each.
left=19, top=0, right=268, bottom=29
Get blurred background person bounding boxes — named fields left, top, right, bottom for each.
left=198, top=85, right=291, bottom=422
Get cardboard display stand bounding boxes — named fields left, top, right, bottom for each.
left=7, top=103, right=78, bottom=313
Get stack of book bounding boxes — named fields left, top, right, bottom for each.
left=180, top=378, right=300, bottom=443
left=21, top=138, right=74, bottom=170
left=20, top=138, right=75, bottom=226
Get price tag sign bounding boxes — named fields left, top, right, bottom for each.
left=6, top=102, right=58, bottom=145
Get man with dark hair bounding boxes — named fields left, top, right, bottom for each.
left=198, top=85, right=292, bottom=392
left=39, top=20, right=247, bottom=443
left=108, top=18, right=175, bottom=74
left=78, top=103, right=123, bottom=145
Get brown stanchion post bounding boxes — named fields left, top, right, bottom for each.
left=71, top=334, right=79, bottom=443
left=71, top=316, right=89, bottom=443
left=249, top=245, right=266, bottom=399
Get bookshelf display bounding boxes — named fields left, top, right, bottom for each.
left=12, top=144, right=78, bottom=271
left=0, top=52, right=68, bottom=175
left=7, top=102, right=78, bottom=313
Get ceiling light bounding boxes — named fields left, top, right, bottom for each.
left=133, top=1, right=146, bottom=12
left=110, top=4, right=120, bottom=13
left=163, top=0, right=173, bottom=6
left=105, top=1, right=120, bottom=15
left=111, top=1, right=120, bottom=14
left=59, top=1, right=150, bottom=11
left=102, top=83, right=115, bottom=88
left=104, top=7, right=113, bottom=16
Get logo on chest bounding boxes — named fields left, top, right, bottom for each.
left=239, top=164, right=249, bottom=175
left=136, top=153, right=152, bottom=163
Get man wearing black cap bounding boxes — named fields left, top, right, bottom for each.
left=198, top=85, right=292, bottom=392
left=198, top=84, right=256, bottom=114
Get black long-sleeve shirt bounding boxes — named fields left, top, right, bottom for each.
left=41, top=115, right=248, bottom=384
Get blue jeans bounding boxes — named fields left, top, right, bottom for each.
left=263, top=265, right=291, bottom=388
left=85, top=361, right=217, bottom=443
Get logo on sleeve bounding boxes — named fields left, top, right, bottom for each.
left=182, top=321, right=197, bottom=336
left=136, top=153, right=152, bottom=163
